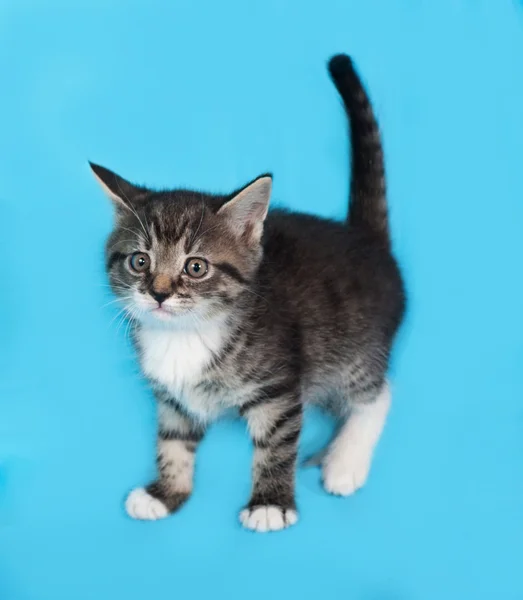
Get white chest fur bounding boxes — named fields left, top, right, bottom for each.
left=137, top=316, right=227, bottom=420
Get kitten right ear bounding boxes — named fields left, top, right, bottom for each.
left=218, top=175, right=272, bottom=245
left=89, top=162, right=145, bottom=211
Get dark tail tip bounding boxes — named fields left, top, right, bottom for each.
left=328, top=54, right=362, bottom=103
left=327, top=53, right=354, bottom=82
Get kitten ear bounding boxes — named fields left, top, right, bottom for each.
left=218, top=175, right=272, bottom=244
left=89, top=162, right=145, bottom=210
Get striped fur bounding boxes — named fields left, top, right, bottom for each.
left=329, top=54, right=389, bottom=242
left=93, top=54, right=406, bottom=531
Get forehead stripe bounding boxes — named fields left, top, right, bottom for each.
left=214, top=262, right=249, bottom=285
left=151, top=212, right=190, bottom=244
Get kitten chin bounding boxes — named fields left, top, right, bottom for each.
left=93, top=53, right=405, bottom=532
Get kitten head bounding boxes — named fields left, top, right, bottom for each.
left=91, top=163, right=271, bottom=326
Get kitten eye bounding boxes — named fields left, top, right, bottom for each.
left=129, top=252, right=150, bottom=273
left=184, top=257, right=208, bottom=279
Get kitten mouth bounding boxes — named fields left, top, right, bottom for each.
left=152, top=306, right=174, bottom=320
left=150, top=305, right=191, bottom=321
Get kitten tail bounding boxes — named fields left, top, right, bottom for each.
left=328, top=54, right=389, bottom=244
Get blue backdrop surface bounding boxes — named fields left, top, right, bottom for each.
left=1, top=1, right=522, bottom=599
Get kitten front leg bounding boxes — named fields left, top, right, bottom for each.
left=240, top=387, right=302, bottom=532
left=125, top=399, right=204, bottom=520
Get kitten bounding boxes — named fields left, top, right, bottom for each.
left=91, top=54, right=405, bottom=532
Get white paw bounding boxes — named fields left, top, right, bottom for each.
left=125, top=487, right=169, bottom=520
left=239, top=506, right=298, bottom=532
left=322, top=451, right=371, bottom=496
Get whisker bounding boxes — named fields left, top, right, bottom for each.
left=124, top=306, right=141, bottom=340
left=114, top=178, right=151, bottom=243
left=101, top=295, right=134, bottom=309
left=97, top=284, right=130, bottom=293
left=115, top=309, right=130, bottom=335
left=242, top=286, right=269, bottom=305
left=108, top=306, right=128, bottom=329
left=124, top=312, right=134, bottom=339
left=106, top=239, right=139, bottom=252
left=110, top=275, right=133, bottom=289
left=191, top=223, right=221, bottom=247
left=118, top=226, right=147, bottom=247
left=189, top=200, right=206, bottom=249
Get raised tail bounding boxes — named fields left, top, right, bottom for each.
left=328, top=54, right=389, bottom=243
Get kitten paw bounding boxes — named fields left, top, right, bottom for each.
left=322, top=452, right=370, bottom=496
left=125, top=487, right=169, bottom=520
left=239, top=506, right=298, bottom=532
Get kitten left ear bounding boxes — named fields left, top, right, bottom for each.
left=89, top=162, right=146, bottom=210
left=218, top=175, right=272, bottom=244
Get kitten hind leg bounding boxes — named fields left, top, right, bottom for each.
left=322, top=381, right=390, bottom=496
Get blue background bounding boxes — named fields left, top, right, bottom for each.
left=1, top=1, right=522, bottom=598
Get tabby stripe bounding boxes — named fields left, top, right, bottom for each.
left=159, top=428, right=204, bottom=442
left=254, top=404, right=302, bottom=448
left=248, top=493, right=296, bottom=511
left=184, top=441, right=199, bottom=453
left=159, top=396, right=194, bottom=419
left=351, top=380, right=382, bottom=395
left=255, top=426, right=300, bottom=450
left=270, top=403, right=302, bottom=432
left=259, top=454, right=297, bottom=478
left=107, top=251, right=126, bottom=270
left=145, top=483, right=190, bottom=513
left=239, top=381, right=296, bottom=415
left=214, top=262, right=249, bottom=285
left=207, top=330, right=243, bottom=370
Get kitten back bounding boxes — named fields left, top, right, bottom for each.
left=328, top=54, right=389, bottom=243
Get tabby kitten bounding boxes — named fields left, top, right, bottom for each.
left=91, top=54, right=405, bottom=532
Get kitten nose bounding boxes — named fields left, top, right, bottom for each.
left=150, top=290, right=171, bottom=305
left=150, top=274, right=173, bottom=305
